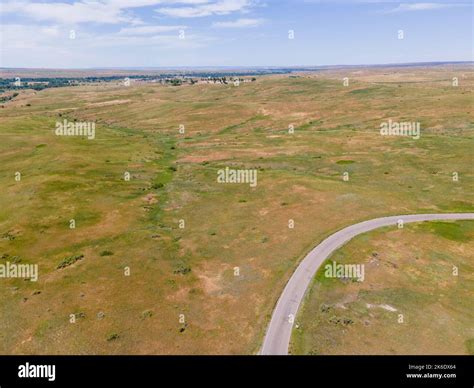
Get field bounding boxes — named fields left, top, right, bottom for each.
left=291, top=221, right=474, bottom=355
left=0, top=64, right=473, bottom=354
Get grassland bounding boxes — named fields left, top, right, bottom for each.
left=0, top=64, right=472, bottom=354
left=291, top=220, right=474, bottom=355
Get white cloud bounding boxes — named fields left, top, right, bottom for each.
left=0, top=1, right=206, bottom=25
left=1, top=1, right=140, bottom=24
left=0, top=0, right=257, bottom=25
left=106, top=0, right=211, bottom=8
left=0, top=22, right=215, bottom=67
left=156, top=0, right=255, bottom=18
left=118, top=25, right=186, bottom=35
left=386, top=2, right=469, bottom=13
left=212, top=18, right=264, bottom=27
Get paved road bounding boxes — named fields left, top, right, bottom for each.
left=261, top=213, right=474, bottom=355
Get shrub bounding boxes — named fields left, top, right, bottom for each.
left=106, top=333, right=120, bottom=341
left=57, top=254, right=84, bottom=269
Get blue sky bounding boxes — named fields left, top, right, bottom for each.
left=0, top=0, right=472, bottom=68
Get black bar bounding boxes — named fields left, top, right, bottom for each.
left=0, top=355, right=471, bottom=387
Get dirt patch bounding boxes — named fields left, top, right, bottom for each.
left=143, top=193, right=158, bottom=205
left=87, top=99, right=131, bottom=107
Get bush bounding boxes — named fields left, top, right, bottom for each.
left=140, top=310, right=153, bottom=320
left=57, top=254, right=84, bottom=269
left=106, top=333, right=120, bottom=341
left=173, top=263, right=191, bottom=275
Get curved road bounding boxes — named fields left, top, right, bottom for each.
left=261, top=213, right=474, bottom=355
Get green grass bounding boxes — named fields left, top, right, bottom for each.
left=465, top=339, right=474, bottom=355
left=0, top=66, right=472, bottom=355
left=417, top=221, right=473, bottom=242
left=292, top=221, right=474, bottom=355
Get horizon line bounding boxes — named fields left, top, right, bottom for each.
left=1, top=61, right=473, bottom=72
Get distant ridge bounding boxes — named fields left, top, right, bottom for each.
left=1, top=61, right=472, bottom=79
left=1, top=61, right=473, bottom=72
